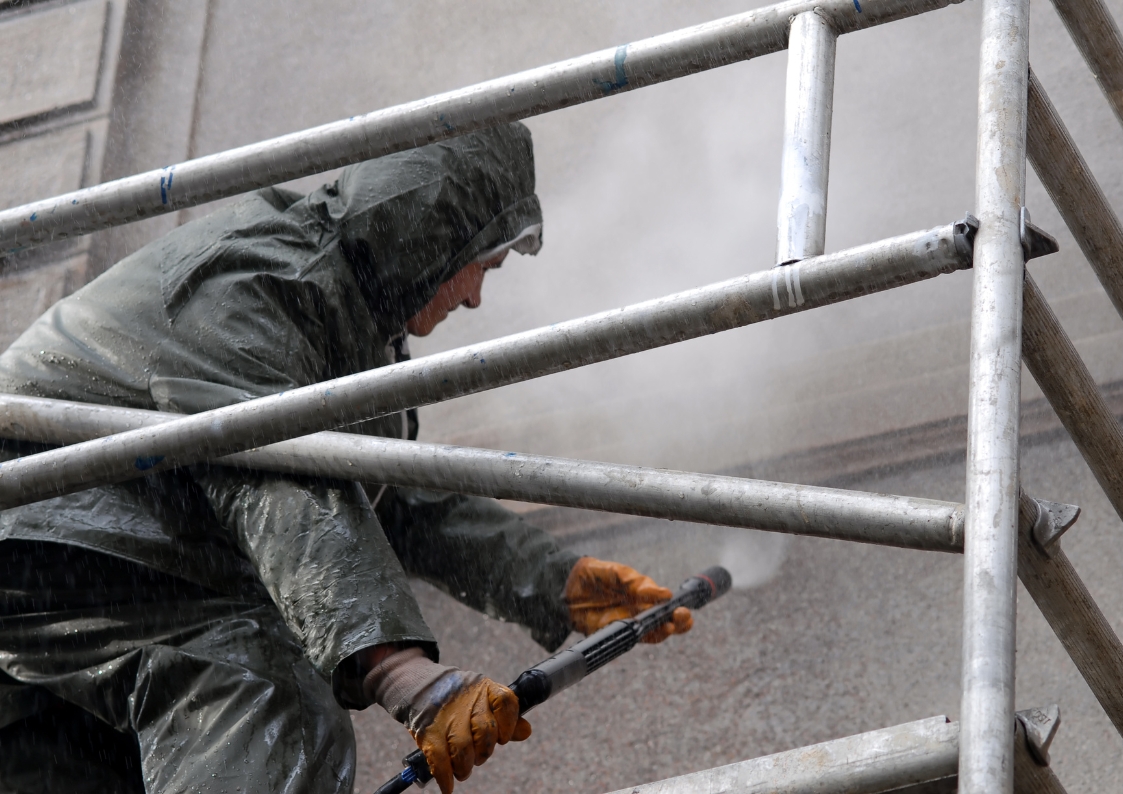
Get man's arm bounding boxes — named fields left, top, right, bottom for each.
left=153, top=271, right=440, bottom=696
left=374, top=487, right=581, bottom=651
left=193, top=468, right=437, bottom=692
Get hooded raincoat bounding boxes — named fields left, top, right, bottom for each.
left=0, top=123, right=579, bottom=794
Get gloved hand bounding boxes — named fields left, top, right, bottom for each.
left=564, top=556, right=693, bottom=643
left=363, top=647, right=531, bottom=794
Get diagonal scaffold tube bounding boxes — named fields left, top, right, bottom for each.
left=0, top=222, right=974, bottom=510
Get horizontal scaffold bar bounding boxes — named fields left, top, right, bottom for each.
left=602, top=710, right=1065, bottom=794
left=608, top=715, right=958, bottom=794
left=0, top=222, right=972, bottom=510
left=0, top=394, right=965, bottom=553
left=0, top=0, right=963, bottom=253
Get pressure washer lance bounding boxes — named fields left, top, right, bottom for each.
left=374, top=565, right=732, bottom=794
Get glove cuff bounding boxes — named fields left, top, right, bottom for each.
left=363, top=647, right=481, bottom=733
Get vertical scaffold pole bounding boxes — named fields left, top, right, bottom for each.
left=776, top=10, right=837, bottom=265
left=961, top=0, right=1031, bottom=791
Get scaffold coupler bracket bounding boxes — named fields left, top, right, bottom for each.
left=1021, top=206, right=1060, bottom=262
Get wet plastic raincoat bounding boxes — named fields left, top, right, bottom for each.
left=0, top=123, right=579, bottom=793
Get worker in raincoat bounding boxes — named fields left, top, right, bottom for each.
left=0, top=123, right=692, bottom=794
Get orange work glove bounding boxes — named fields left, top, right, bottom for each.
left=362, top=647, right=531, bottom=794
left=411, top=675, right=532, bottom=794
left=564, top=556, right=693, bottom=643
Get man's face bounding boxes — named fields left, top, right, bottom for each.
left=406, top=251, right=508, bottom=336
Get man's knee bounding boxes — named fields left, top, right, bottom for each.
left=132, top=613, right=356, bottom=794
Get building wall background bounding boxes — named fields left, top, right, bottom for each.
left=3, top=0, right=1123, bottom=790
left=146, top=0, right=1123, bottom=477
left=0, top=0, right=128, bottom=350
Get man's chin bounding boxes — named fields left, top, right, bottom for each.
left=406, top=318, right=438, bottom=337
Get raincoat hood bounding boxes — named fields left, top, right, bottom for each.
left=305, top=122, right=542, bottom=336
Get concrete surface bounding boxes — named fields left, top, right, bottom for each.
left=0, top=256, right=86, bottom=345
left=0, top=0, right=107, bottom=125
left=0, top=0, right=129, bottom=349
left=88, top=0, right=210, bottom=276
left=0, top=124, right=89, bottom=214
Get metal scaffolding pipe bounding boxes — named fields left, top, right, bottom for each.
left=0, top=0, right=965, bottom=254
left=605, top=715, right=959, bottom=794
left=1048, top=0, right=1123, bottom=129
left=0, top=222, right=971, bottom=510
left=603, top=711, right=1067, bottom=794
left=0, top=394, right=965, bottom=552
left=1021, top=272, right=1123, bottom=524
left=1017, top=266, right=1123, bottom=743
left=1026, top=69, right=1123, bottom=321
left=1017, top=492, right=1123, bottom=738
left=776, top=11, right=837, bottom=264
left=961, top=0, right=1030, bottom=790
